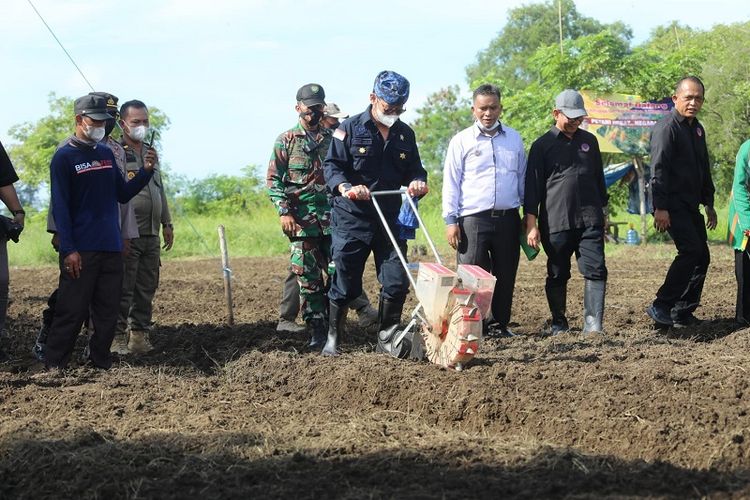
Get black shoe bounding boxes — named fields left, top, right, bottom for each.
left=673, top=313, right=702, bottom=329
left=549, top=320, right=570, bottom=336
left=486, top=324, right=516, bottom=338
left=646, top=304, right=673, bottom=327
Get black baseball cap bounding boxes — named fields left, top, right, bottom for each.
left=88, top=92, right=119, bottom=116
left=74, top=94, right=113, bottom=120
left=296, top=83, right=326, bottom=107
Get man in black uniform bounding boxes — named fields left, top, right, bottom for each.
left=646, top=76, right=716, bottom=328
left=525, top=89, right=608, bottom=335
left=322, top=70, right=428, bottom=356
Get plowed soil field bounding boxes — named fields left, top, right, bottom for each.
left=2, top=244, right=750, bottom=499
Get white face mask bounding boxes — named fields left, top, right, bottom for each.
left=127, top=124, right=148, bottom=142
left=84, top=123, right=106, bottom=142
left=375, top=108, right=399, bottom=128
left=477, top=120, right=500, bottom=133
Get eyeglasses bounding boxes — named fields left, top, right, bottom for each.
left=560, top=112, right=584, bottom=123
left=378, top=99, right=406, bottom=116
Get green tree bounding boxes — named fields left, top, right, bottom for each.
left=411, top=86, right=473, bottom=172
left=414, top=1, right=634, bottom=179
left=684, top=22, right=750, bottom=195
left=466, top=0, right=631, bottom=89
left=412, top=0, right=750, bottom=210
left=641, top=21, right=696, bottom=53
left=629, top=20, right=750, bottom=195
left=173, top=165, right=265, bottom=215
left=6, top=94, right=72, bottom=189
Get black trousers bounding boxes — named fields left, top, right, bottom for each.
left=42, top=288, right=58, bottom=329
left=735, top=250, right=750, bottom=324
left=457, top=210, right=520, bottom=327
left=654, top=210, right=710, bottom=319
left=329, top=230, right=409, bottom=307
left=44, top=251, right=124, bottom=369
left=542, top=226, right=607, bottom=289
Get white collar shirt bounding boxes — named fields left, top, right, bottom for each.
left=442, top=122, right=527, bottom=224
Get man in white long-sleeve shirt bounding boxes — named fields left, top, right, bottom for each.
left=442, top=84, right=527, bottom=337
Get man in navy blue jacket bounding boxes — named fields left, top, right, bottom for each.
left=42, top=94, right=154, bottom=372
left=322, top=71, right=428, bottom=357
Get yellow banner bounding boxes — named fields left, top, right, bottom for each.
left=580, top=91, right=673, bottom=156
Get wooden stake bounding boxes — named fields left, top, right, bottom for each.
left=218, top=225, right=234, bottom=325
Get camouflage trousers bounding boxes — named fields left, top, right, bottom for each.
left=290, top=236, right=331, bottom=322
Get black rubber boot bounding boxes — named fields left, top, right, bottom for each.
left=583, top=279, right=606, bottom=333
left=546, top=285, right=569, bottom=335
left=375, top=297, right=410, bottom=358
left=307, top=318, right=328, bottom=349
left=377, top=296, right=403, bottom=332
left=322, top=302, right=346, bottom=356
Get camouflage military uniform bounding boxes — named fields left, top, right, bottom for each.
left=267, top=123, right=332, bottom=322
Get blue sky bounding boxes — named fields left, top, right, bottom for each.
left=1, top=0, right=747, bottom=181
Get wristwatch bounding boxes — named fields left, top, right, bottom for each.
left=279, top=207, right=289, bottom=216
left=163, top=223, right=173, bottom=229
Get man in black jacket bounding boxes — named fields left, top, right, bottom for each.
left=322, top=71, right=428, bottom=356
left=525, top=89, right=608, bottom=335
left=646, top=76, right=716, bottom=328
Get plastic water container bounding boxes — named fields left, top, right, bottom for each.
left=625, top=224, right=640, bottom=245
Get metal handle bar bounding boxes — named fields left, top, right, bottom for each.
left=369, top=187, right=442, bottom=291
